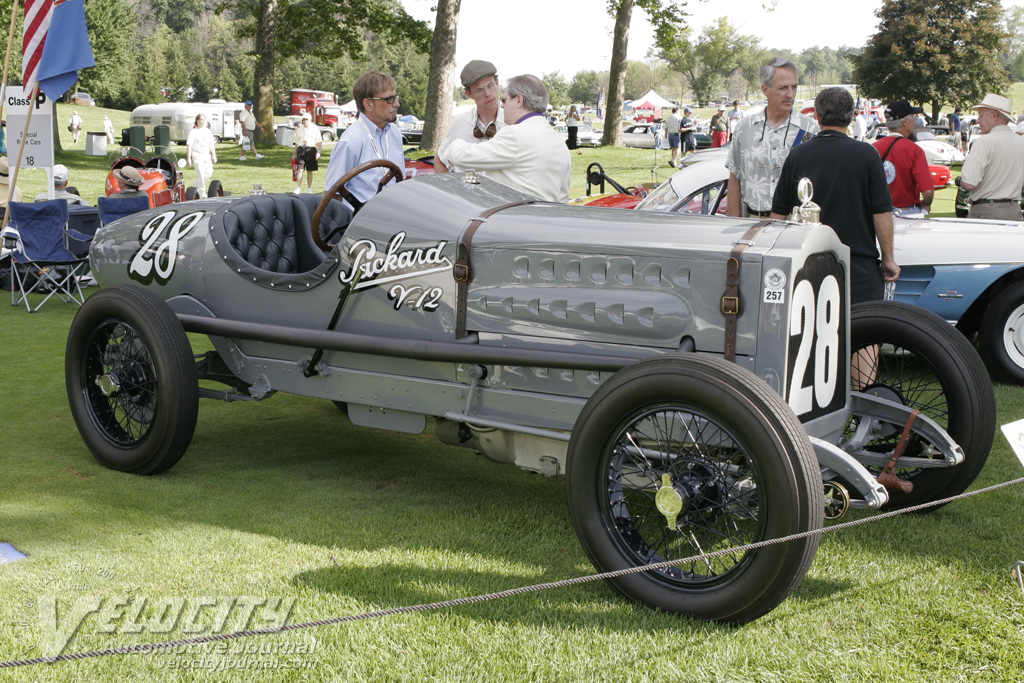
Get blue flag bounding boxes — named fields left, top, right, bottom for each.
left=35, top=0, right=95, bottom=100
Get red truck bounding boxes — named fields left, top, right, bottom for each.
left=289, top=88, right=344, bottom=141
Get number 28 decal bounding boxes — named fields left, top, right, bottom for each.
left=128, top=211, right=204, bottom=286
left=786, top=254, right=847, bottom=420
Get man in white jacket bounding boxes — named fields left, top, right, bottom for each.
left=437, top=74, right=570, bottom=203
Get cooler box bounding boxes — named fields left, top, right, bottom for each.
left=85, top=132, right=107, bottom=156
left=276, top=126, right=295, bottom=146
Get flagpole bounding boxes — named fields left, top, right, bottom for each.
left=0, top=0, right=19, bottom=123
left=1, top=0, right=20, bottom=229
left=2, top=81, right=35, bottom=231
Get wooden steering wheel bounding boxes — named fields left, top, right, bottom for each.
left=311, top=158, right=404, bottom=251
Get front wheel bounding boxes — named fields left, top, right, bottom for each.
left=207, top=179, right=224, bottom=198
left=185, top=186, right=199, bottom=201
left=850, top=301, right=995, bottom=508
left=65, top=286, right=199, bottom=475
left=321, top=130, right=334, bottom=142
left=978, top=280, right=1024, bottom=384
left=566, top=355, right=822, bottom=624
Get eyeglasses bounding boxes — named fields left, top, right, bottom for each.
left=501, top=94, right=518, bottom=105
left=473, top=122, right=497, bottom=139
left=368, top=94, right=400, bottom=105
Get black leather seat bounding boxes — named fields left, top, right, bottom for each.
left=293, top=193, right=354, bottom=248
left=220, top=194, right=323, bottom=274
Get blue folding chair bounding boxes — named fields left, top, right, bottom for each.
left=97, top=195, right=151, bottom=226
left=6, top=200, right=88, bottom=312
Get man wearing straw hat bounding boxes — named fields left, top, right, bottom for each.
left=957, top=93, right=1024, bottom=221
left=109, top=166, right=147, bottom=200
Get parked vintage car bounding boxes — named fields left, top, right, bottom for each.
left=70, top=91, right=95, bottom=107
left=104, top=153, right=225, bottom=204
left=677, top=145, right=952, bottom=189
left=621, top=122, right=664, bottom=148
left=553, top=123, right=603, bottom=147
left=66, top=161, right=993, bottom=624
left=625, top=159, right=1024, bottom=383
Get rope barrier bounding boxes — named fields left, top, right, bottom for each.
left=3, top=475, right=1022, bottom=669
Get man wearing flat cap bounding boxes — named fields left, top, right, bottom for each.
left=958, top=93, right=1024, bottom=221
left=872, top=100, right=933, bottom=216
left=435, top=60, right=506, bottom=173
left=436, top=74, right=570, bottom=203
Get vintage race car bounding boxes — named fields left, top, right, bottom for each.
left=631, top=159, right=1024, bottom=384
left=104, top=154, right=226, bottom=206
left=66, top=160, right=994, bottom=624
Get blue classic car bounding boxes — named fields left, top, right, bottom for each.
left=629, top=160, right=1024, bottom=384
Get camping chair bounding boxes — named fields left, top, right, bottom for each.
left=5, top=200, right=88, bottom=312
left=97, top=195, right=151, bottom=226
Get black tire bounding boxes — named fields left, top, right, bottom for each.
left=185, top=186, right=199, bottom=201
left=207, top=179, right=224, bottom=198
left=321, top=130, right=334, bottom=142
left=955, top=207, right=968, bottom=218
left=566, top=355, right=822, bottom=624
left=850, top=301, right=995, bottom=508
left=65, top=285, right=199, bottom=475
left=978, top=280, right=1024, bottom=385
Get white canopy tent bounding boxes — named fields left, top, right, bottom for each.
left=631, top=90, right=675, bottom=110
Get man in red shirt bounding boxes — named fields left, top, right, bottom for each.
left=872, top=100, right=934, bottom=215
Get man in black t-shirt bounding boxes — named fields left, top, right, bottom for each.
left=770, top=87, right=899, bottom=304
left=680, top=107, right=697, bottom=155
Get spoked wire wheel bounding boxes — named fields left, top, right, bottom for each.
left=82, top=320, right=159, bottom=444
left=66, top=286, right=198, bottom=474
left=567, top=355, right=821, bottom=624
left=604, top=406, right=762, bottom=586
left=848, top=301, right=994, bottom=509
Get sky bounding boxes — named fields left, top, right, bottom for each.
left=401, top=0, right=1023, bottom=82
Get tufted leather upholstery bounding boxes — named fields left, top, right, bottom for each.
left=220, top=195, right=323, bottom=274
left=293, top=193, right=354, bottom=248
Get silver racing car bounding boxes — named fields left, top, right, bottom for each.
left=65, top=160, right=995, bottom=624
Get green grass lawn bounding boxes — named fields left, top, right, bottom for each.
left=1, top=103, right=1023, bottom=681
left=2, top=289, right=1024, bottom=681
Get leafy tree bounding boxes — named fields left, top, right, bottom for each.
left=568, top=70, right=601, bottom=106
left=660, top=18, right=757, bottom=106
left=227, top=0, right=431, bottom=143
left=1001, top=5, right=1024, bottom=80
left=75, top=0, right=141, bottom=106
left=853, top=0, right=1008, bottom=120
left=144, top=0, right=206, bottom=33
left=543, top=72, right=570, bottom=107
left=602, top=0, right=688, bottom=146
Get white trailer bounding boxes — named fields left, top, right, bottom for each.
left=130, top=102, right=246, bottom=143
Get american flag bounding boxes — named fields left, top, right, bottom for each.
left=22, top=0, right=54, bottom=86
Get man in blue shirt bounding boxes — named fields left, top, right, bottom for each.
left=948, top=106, right=962, bottom=151
left=324, top=71, right=405, bottom=206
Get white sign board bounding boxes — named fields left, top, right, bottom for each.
left=1000, top=419, right=1024, bottom=471
left=6, top=85, right=54, bottom=171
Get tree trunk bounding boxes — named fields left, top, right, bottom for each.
left=253, top=0, right=277, bottom=146
left=420, top=0, right=460, bottom=151
left=602, top=0, right=633, bottom=147
left=51, top=101, right=62, bottom=155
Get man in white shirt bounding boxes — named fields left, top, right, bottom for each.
left=238, top=101, right=265, bottom=161
left=68, top=111, right=83, bottom=144
left=292, top=113, right=322, bottom=194
left=435, top=60, right=505, bottom=173
left=34, top=164, right=85, bottom=205
left=437, top=74, right=571, bottom=203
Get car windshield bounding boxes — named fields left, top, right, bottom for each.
left=916, top=131, right=937, bottom=141
left=636, top=178, right=682, bottom=212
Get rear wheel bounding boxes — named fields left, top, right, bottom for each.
left=207, top=179, right=224, bottom=198
left=185, top=186, right=199, bottom=201
left=850, top=301, right=995, bottom=508
left=566, top=355, right=822, bottom=624
left=66, top=286, right=198, bottom=475
left=978, top=280, right=1024, bottom=385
